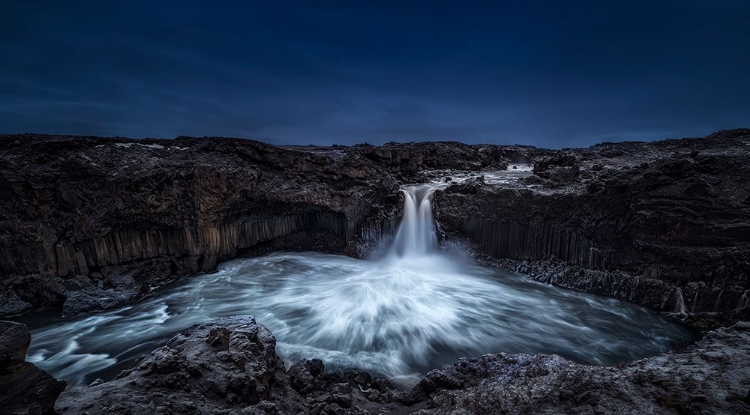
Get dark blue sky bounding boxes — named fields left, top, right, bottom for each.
left=1, top=1, right=749, bottom=147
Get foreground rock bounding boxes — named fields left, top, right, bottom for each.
left=55, top=316, right=750, bottom=414
left=411, top=321, right=750, bottom=414
left=55, top=316, right=406, bottom=414
left=0, top=320, right=66, bottom=414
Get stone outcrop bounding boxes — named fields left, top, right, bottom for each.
left=437, top=129, right=750, bottom=316
left=0, top=320, right=66, bottom=415
left=54, top=316, right=750, bottom=414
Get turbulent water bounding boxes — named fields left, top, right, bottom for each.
left=17, top=184, right=695, bottom=386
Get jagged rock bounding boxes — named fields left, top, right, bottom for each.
left=0, top=288, right=32, bottom=316
left=0, top=321, right=66, bottom=415
left=60, top=273, right=142, bottom=316
left=533, top=150, right=581, bottom=182
left=0, top=320, right=30, bottom=367
left=54, top=316, right=402, bottom=415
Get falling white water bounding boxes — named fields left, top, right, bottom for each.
left=16, top=182, right=696, bottom=387
left=739, top=290, right=749, bottom=309
left=675, top=287, right=687, bottom=314
left=390, top=184, right=448, bottom=257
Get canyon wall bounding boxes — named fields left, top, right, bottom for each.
left=436, top=129, right=750, bottom=316
left=1, top=130, right=749, bottom=319
left=0, top=137, right=398, bottom=315
left=0, top=136, right=519, bottom=316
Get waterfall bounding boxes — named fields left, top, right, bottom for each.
left=674, top=287, right=687, bottom=314
left=390, top=184, right=447, bottom=257
left=739, top=290, right=749, bottom=309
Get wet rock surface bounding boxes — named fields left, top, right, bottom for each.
left=0, top=320, right=66, bottom=415
left=54, top=316, right=750, bottom=414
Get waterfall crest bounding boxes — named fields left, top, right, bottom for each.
left=390, top=184, right=447, bottom=257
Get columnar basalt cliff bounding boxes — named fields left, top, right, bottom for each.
left=1, top=130, right=749, bottom=320
left=0, top=136, right=520, bottom=316
left=2, top=131, right=750, bottom=414
left=436, top=129, right=750, bottom=318
left=0, top=137, right=383, bottom=315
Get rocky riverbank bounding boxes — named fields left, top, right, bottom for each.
left=50, top=315, right=750, bottom=414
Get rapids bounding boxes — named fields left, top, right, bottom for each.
left=17, top=184, right=695, bottom=386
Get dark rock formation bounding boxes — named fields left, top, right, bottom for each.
left=0, top=320, right=66, bottom=414
left=437, top=129, right=750, bottom=317
left=410, top=321, right=750, bottom=415
left=55, top=316, right=406, bottom=414
left=54, top=316, right=750, bottom=414
left=354, top=141, right=535, bottom=172
left=1, top=129, right=749, bottom=323
left=0, top=136, right=403, bottom=316
left=0, top=135, right=535, bottom=317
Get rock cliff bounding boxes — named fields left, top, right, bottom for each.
left=1, top=130, right=749, bottom=321
left=0, top=137, right=394, bottom=315
left=436, top=129, right=750, bottom=317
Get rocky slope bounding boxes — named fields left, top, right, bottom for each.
left=54, top=315, right=750, bottom=414
left=55, top=316, right=406, bottom=415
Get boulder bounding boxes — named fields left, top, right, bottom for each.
left=0, top=321, right=66, bottom=415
